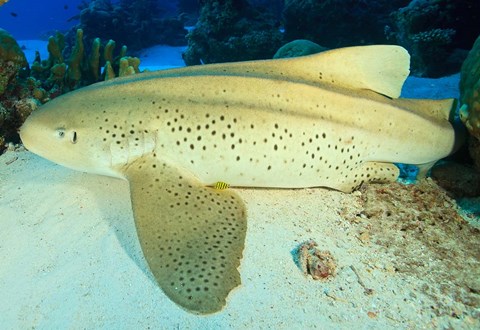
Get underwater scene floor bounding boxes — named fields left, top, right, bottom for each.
left=0, top=150, right=478, bottom=329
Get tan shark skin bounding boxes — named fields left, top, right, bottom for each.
left=19, top=45, right=457, bottom=314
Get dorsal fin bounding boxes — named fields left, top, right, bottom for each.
left=124, top=45, right=410, bottom=99
left=289, top=45, right=410, bottom=98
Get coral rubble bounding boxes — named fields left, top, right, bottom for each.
left=350, top=180, right=480, bottom=316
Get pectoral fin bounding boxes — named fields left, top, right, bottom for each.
left=122, top=154, right=247, bottom=314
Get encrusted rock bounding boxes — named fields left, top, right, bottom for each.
left=296, top=240, right=337, bottom=281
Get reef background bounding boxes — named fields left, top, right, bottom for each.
left=0, top=1, right=479, bottom=327
left=1, top=0, right=479, bottom=75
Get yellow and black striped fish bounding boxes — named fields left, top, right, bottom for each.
left=213, top=181, right=230, bottom=190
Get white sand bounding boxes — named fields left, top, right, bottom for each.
left=0, top=45, right=475, bottom=328
left=0, top=150, right=460, bottom=329
left=137, top=45, right=187, bottom=71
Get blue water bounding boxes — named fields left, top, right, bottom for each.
left=0, top=0, right=83, bottom=39
left=0, top=1, right=179, bottom=40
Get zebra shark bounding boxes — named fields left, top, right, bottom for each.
left=20, top=45, right=457, bottom=314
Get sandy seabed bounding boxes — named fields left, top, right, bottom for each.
left=1, top=149, right=479, bottom=329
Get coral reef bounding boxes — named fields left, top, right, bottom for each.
left=73, top=0, right=187, bottom=51
left=280, top=0, right=479, bottom=77
left=0, top=29, right=27, bottom=97
left=283, top=0, right=408, bottom=48
left=388, top=0, right=480, bottom=77
left=459, top=34, right=480, bottom=171
left=273, top=39, right=326, bottom=59
left=31, top=29, right=140, bottom=94
left=0, top=29, right=36, bottom=152
left=0, top=28, right=140, bottom=154
left=0, top=89, right=40, bottom=154
left=182, top=0, right=282, bottom=65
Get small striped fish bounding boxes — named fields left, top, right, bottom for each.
left=214, top=181, right=230, bottom=190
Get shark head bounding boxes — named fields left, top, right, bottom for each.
left=20, top=92, right=120, bottom=178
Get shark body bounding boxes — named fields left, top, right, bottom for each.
left=20, top=45, right=457, bottom=314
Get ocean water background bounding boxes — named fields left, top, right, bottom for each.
left=0, top=0, right=84, bottom=39
left=0, top=0, right=181, bottom=40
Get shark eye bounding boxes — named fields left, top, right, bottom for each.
left=71, top=131, right=78, bottom=144
left=56, top=129, right=65, bottom=139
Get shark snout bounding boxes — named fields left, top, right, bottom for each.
left=19, top=117, right=32, bottom=149
left=19, top=108, right=55, bottom=157
left=19, top=114, right=39, bottom=152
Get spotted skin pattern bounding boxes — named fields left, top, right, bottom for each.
left=20, top=46, right=457, bottom=314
